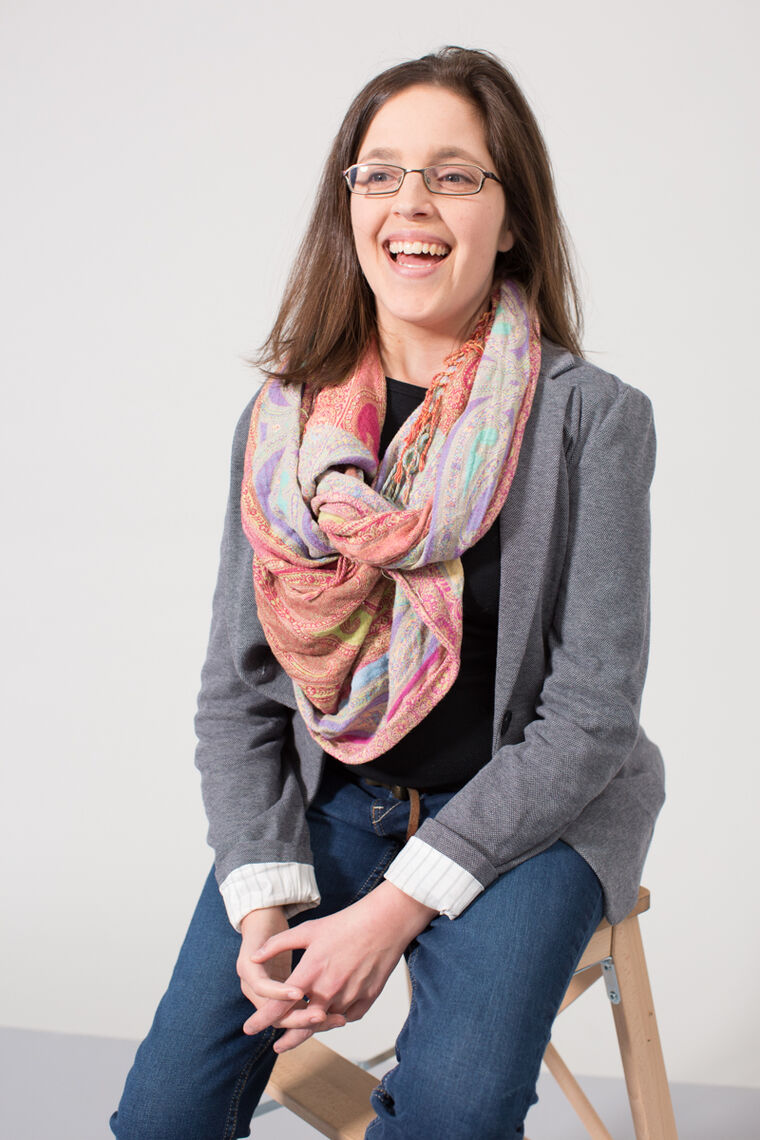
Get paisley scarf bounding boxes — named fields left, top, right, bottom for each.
left=241, top=278, right=541, bottom=763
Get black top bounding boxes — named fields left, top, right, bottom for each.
left=324, top=376, right=501, bottom=790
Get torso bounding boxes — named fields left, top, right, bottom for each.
left=324, top=375, right=501, bottom=790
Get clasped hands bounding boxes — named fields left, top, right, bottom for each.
left=237, top=880, right=437, bottom=1054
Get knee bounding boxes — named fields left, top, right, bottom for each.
left=367, top=1062, right=538, bottom=1140
left=110, top=1025, right=278, bottom=1140
left=110, top=1064, right=205, bottom=1140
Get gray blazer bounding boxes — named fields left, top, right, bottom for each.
left=195, top=338, right=665, bottom=926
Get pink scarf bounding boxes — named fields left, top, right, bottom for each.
left=241, top=279, right=540, bottom=763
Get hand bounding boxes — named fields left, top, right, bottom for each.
left=237, top=907, right=347, bottom=1040
left=243, top=882, right=437, bottom=1053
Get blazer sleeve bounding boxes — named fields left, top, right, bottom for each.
left=194, top=399, right=321, bottom=929
left=385, top=379, right=657, bottom=912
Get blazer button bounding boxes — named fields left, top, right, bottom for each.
left=500, top=709, right=512, bottom=737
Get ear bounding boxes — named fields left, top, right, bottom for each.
left=498, top=214, right=515, bottom=254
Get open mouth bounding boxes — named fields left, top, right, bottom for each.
left=385, top=239, right=451, bottom=267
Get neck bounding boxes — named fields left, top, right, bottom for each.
left=376, top=293, right=494, bottom=389
left=378, top=327, right=459, bottom=389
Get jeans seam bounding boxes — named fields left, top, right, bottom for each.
left=366, top=942, right=420, bottom=1131
left=349, top=844, right=400, bottom=905
left=371, top=799, right=403, bottom=835
left=405, top=942, right=420, bottom=1013
left=222, top=1026, right=277, bottom=1140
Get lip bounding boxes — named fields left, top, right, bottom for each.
left=381, top=231, right=452, bottom=277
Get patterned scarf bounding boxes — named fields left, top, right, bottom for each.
left=241, top=278, right=541, bottom=763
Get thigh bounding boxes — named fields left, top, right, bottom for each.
left=366, top=840, right=604, bottom=1140
left=111, top=769, right=399, bottom=1140
left=110, top=866, right=279, bottom=1140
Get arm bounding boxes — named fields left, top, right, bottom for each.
left=384, top=379, right=658, bottom=910
left=194, top=399, right=321, bottom=930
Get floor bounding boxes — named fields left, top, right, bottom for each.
left=1, top=1026, right=757, bottom=1138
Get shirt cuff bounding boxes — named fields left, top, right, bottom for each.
left=220, top=862, right=321, bottom=932
left=383, top=835, right=484, bottom=919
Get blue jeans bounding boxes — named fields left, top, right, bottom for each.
left=111, top=763, right=603, bottom=1139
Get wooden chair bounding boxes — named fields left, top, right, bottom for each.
left=257, top=886, right=678, bottom=1139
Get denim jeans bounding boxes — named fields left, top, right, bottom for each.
left=111, top=762, right=603, bottom=1139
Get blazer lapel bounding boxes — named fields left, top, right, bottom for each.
left=491, top=341, right=572, bottom=748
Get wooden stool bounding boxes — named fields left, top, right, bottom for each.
left=259, top=886, right=677, bottom=1139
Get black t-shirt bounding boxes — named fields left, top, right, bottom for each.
left=324, top=376, right=501, bottom=790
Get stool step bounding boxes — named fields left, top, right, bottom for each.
left=266, top=1037, right=379, bottom=1140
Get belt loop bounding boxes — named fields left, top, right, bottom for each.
left=406, top=787, right=421, bottom=841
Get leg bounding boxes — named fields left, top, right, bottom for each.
left=111, top=765, right=401, bottom=1140
left=365, top=840, right=604, bottom=1140
left=110, top=867, right=281, bottom=1140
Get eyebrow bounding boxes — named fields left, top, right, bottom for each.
left=357, top=146, right=487, bottom=166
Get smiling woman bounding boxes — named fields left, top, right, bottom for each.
left=111, top=46, right=664, bottom=1140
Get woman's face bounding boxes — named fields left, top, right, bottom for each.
left=350, top=84, right=514, bottom=346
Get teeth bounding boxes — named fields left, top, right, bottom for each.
left=388, top=240, right=449, bottom=256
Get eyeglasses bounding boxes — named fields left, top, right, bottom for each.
left=342, top=163, right=502, bottom=196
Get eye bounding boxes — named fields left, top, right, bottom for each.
left=431, top=165, right=481, bottom=190
left=352, top=164, right=400, bottom=192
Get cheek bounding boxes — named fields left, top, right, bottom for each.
left=350, top=200, right=380, bottom=244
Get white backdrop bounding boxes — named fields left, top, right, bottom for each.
left=2, top=0, right=758, bottom=1090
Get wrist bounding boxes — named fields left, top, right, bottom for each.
left=370, top=879, right=438, bottom=937
left=240, top=905, right=288, bottom=936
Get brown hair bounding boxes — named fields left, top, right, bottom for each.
left=254, top=46, right=584, bottom=387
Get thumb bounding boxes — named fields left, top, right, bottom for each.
left=249, top=925, right=310, bottom=963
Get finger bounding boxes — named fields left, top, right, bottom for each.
left=273, top=1027, right=314, bottom=1053
left=243, top=975, right=303, bottom=1002
left=243, top=997, right=302, bottom=1035
left=269, top=1005, right=341, bottom=1031
left=252, top=1001, right=330, bottom=1034
left=239, top=983, right=301, bottom=1021
left=274, top=1015, right=347, bottom=1054
left=249, top=927, right=309, bottom=962
left=342, top=996, right=373, bottom=1023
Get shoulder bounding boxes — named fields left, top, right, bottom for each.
left=536, top=337, right=656, bottom=469
left=228, top=387, right=264, bottom=478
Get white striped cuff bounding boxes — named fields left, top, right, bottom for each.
left=220, top=862, right=321, bottom=932
left=383, top=836, right=484, bottom=918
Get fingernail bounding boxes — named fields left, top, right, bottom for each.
left=287, top=989, right=301, bottom=999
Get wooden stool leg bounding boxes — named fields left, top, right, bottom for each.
left=542, top=1041, right=615, bottom=1140
left=609, top=915, right=678, bottom=1140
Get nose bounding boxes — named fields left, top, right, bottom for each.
left=392, top=170, right=435, bottom=217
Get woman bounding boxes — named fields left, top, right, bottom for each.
left=112, top=46, right=664, bottom=1139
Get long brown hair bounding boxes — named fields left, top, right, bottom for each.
left=254, top=46, right=583, bottom=387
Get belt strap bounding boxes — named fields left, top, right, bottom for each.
left=406, top=787, right=420, bottom=841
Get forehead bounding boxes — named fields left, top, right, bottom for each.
left=357, top=84, right=492, bottom=165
